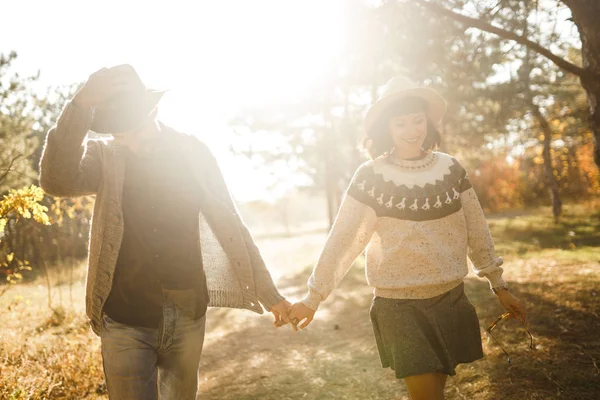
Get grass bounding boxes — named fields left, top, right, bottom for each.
left=1, top=202, right=599, bottom=399
left=488, top=200, right=600, bottom=262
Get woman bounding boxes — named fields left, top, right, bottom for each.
left=287, top=76, right=527, bottom=400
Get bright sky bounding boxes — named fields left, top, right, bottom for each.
left=2, top=0, right=347, bottom=202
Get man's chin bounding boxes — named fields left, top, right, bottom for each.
left=112, top=129, right=138, bottom=138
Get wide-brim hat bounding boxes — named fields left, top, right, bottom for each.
left=90, top=64, right=167, bottom=134
left=364, top=76, right=447, bottom=135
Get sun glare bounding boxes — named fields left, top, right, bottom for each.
left=157, top=0, right=346, bottom=122
left=3, top=0, right=347, bottom=202
left=153, top=1, right=347, bottom=202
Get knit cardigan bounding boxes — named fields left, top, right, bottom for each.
left=301, top=152, right=506, bottom=311
left=39, top=102, right=285, bottom=335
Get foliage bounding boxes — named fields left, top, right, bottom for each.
left=1, top=202, right=599, bottom=399
left=0, top=185, right=50, bottom=285
left=0, top=51, right=87, bottom=289
left=471, top=139, right=600, bottom=212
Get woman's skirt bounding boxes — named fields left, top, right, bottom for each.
left=370, top=281, right=484, bottom=379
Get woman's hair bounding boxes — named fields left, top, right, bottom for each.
left=363, top=96, right=441, bottom=159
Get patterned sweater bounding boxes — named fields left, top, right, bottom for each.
left=301, top=151, right=506, bottom=310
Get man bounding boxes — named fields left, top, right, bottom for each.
left=39, top=64, right=292, bottom=399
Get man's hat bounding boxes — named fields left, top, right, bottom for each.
left=91, top=64, right=166, bottom=134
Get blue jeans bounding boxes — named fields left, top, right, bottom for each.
left=100, top=303, right=206, bottom=399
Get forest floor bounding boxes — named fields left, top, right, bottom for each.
left=1, top=202, right=599, bottom=399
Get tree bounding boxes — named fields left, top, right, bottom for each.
left=230, top=0, right=515, bottom=226
left=0, top=52, right=89, bottom=297
left=231, top=0, right=594, bottom=222
left=413, top=0, right=600, bottom=169
left=0, top=52, right=41, bottom=192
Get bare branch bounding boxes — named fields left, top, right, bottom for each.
left=413, top=0, right=593, bottom=79
left=480, top=0, right=505, bottom=19
left=0, top=285, right=11, bottom=298
left=0, top=154, right=23, bottom=184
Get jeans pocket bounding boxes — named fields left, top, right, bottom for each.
left=101, top=313, right=118, bottom=330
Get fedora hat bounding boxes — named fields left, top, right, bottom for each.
left=364, top=76, right=447, bottom=135
left=91, top=64, right=167, bottom=134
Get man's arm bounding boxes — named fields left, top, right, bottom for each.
left=39, top=67, right=133, bottom=197
left=39, top=102, right=103, bottom=197
left=199, top=143, right=286, bottom=311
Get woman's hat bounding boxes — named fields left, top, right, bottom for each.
left=364, top=76, right=447, bottom=135
left=91, top=64, right=167, bottom=134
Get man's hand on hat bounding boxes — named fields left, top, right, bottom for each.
left=72, top=66, right=135, bottom=109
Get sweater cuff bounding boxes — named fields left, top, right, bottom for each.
left=473, top=256, right=506, bottom=290
left=257, top=284, right=286, bottom=311
left=485, top=269, right=507, bottom=290
left=300, top=291, right=322, bottom=311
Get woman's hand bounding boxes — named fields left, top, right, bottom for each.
left=496, top=289, right=527, bottom=325
left=288, top=302, right=316, bottom=331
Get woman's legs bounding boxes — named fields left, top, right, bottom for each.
left=403, top=372, right=447, bottom=400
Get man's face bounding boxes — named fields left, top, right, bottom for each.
left=111, top=123, right=144, bottom=144
left=111, top=128, right=136, bottom=142
left=110, top=110, right=158, bottom=145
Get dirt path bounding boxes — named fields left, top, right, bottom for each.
left=198, top=263, right=407, bottom=400
left=196, top=242, right=600, bottom=399
left=2, top=230, right=599, bottom=399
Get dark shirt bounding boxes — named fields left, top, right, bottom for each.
left=104, top=133, right=209, bottom=327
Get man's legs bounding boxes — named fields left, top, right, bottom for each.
left=101, top=314, right=159, bottom=399
left=157, top=307, right=206, bottom=400
left=100, top=305, right=206, bottom=400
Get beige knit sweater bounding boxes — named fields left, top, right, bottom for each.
left=39, top=102, right=285, bottom=335
left=301, top=152, right=506, bottom=311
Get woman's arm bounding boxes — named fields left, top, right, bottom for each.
left=458, top=168, right=507, bottom=290
left=301, top=194, right=377, bottom=311
left=457, top=161, right=527, bottom=323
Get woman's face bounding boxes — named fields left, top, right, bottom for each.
left=388, top=112, right=427, bottom=155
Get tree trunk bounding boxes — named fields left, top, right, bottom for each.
left=531, top=105, right=563, bottom=221
left=321, top=95, right=344, bottom=230
left=325, top=173, right=336, bottom=229
left=521, top=5, right=562, bottom=222
left=324, top=151, right=343, bottom=230
left=566, top=0, right=600, bottom=168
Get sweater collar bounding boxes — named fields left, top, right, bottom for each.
left=386, top=151, right=437, bottom=170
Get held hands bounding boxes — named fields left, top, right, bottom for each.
left=269, top=299, right=293, bottom=327
left=287, top=302, right=316, bottom=331
left=270, top=299, right=316, bottom=331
